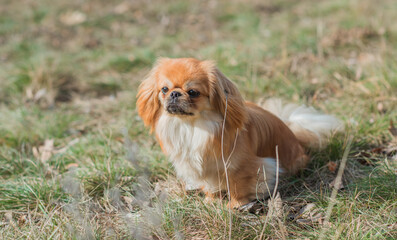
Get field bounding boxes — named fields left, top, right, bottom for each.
left=0, top=0, right=396, bottom=239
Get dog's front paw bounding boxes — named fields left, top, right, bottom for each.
left=227, top=197, right=251, bottom=209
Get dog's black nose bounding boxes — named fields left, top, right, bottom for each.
left=170, top=91, right=182, bottom=99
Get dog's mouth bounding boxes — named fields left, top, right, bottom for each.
left=166, top=104, right=193, bottom=116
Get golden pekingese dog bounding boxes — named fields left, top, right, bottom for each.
left=137, top=57, right=343, bottom=208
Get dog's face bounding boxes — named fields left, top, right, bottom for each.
left=136, top=58, right=247, bottom=131
left=155, top=58, right=211, bottom=117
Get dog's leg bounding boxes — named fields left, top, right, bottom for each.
left=227, top=157, right=280, bottom=208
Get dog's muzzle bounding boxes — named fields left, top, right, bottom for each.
left=166, top=103, right=193, bottom=116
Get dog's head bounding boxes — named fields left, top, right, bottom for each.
left=136, top=58, right=247, bottom=131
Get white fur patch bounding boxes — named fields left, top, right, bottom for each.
left=255, top=157, right=284, bottom=198
left=156, top=112, right=221, bottom=186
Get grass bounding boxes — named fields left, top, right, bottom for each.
left=0, top=0, right=396, bottom=239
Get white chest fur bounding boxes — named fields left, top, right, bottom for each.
left=156, top=113, right=221, bottom=187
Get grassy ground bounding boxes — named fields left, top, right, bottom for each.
left=0, top=0, right=396, bottom=239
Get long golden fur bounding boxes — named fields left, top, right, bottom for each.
left=137, top=57, right=342, bottom=208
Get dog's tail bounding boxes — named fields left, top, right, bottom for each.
left=259, top=98, right=344, bottom=149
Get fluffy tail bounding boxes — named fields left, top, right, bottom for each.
left=259, top=98, right=344, bottom=149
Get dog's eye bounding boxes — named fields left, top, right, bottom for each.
left=161, top=87, right=169, bottom=94
left=187, top=89, right=200, bottom=98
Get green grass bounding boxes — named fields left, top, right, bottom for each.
left=1, top=0, right=396, bottom=239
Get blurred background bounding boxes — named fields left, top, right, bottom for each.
left=0, top=0, right=396, bottom=239
left=1, top=0, right=396, bottom=106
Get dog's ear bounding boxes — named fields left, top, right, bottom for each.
left=202, top=60, right=247, bottom=130
left=136, top=59, right=166, bottom=132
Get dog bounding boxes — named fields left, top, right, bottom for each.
left=136, top=57, right=343, bottom=208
